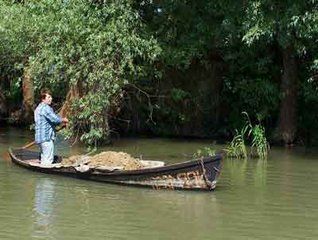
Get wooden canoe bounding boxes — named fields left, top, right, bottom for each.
left=8, top=148, right=223, bottom=190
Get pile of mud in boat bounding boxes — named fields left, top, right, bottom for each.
left=61, top=151, right=145, bottom=170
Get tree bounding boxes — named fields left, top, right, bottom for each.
left=0, top=0, right=160, bottom=147
left=26, top=0, right=160, bottom=146
left=242, top=0, right=318, bottom=145
left=0, top=0, right=42, bottom=123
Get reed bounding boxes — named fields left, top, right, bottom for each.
left=226, top=126, right=249, bottom=159
left=250, top=124, right=270, bottom=160
left=226, top=112, right=269, bottom=159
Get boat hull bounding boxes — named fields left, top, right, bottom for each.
left=9, top=148, right=222, bottom=190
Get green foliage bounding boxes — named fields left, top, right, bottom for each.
left=1, top=0, right=318, bottom=146
left=226, top=126, right=249, bottom=159
left=142, top=0, right=226, bottom=68
left=226, top=112, right=270, bottom=160
left=3, top=77, right=22, bottom=105
left=223, top=49, right=281, bottom=127
left=242, top=0, right=318, bottom=47
left=193, top=146, right=216, bottom=158
left=298, top=78, right=318, bottom=144
left=170, top=88, right=190, bottom=102
left=251, top=124, right=270, bottom=159
left=0, top=0, right=161, bottom=146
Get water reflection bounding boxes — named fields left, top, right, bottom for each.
left=225, top=158, right=248, bottom=186
left=224, top=157, right=269, bottom=189
left=32, top=177, right=56, bottom=239
left=254, top=158, right=267, bottom=188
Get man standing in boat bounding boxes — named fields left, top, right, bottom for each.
left=34, top=89, right=68, bottom=165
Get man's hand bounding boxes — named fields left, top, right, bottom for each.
left=62, top=118, right=69, bottom=123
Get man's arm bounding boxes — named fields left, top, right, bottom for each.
left=43, top=105, right=62, bottom=125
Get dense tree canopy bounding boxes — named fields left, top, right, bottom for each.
left=1, top=0, right=160, bottom=147
left=0, top=0, right=317, bottom=147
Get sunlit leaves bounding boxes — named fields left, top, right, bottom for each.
left=0, top=0, right=161, bottom=146
left=242, top=0, right=318, bottom=47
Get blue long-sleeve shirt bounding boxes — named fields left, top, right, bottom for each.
left=34, top=102, right=62, bottom=144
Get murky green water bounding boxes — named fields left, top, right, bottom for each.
left=1, top=127, right=318, bottom=240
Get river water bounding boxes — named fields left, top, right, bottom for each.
left=0, top=127, right=317, bottom=240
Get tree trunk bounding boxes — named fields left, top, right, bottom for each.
left=0, top=89, right=7, bottom=118
left=59, top=82, right=83, bottom=117
left=278, top=45, right=298, bottom=145
left=59, top=82, right=111, bottom=144
left=22, top=68, right=34, bottom=123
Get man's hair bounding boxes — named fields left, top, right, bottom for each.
left=40, top=88, right=52, bottom=100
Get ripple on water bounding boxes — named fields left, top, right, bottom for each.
left=1, top=133, right=318, bottom=240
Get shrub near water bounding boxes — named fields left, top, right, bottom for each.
left=194, top=147, right=216, bottom=158
left=250, top=124, right=270, bottom=159
left=226, top=112, right=269, bottom=160
left=226, top=126, right=248, bottom=159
